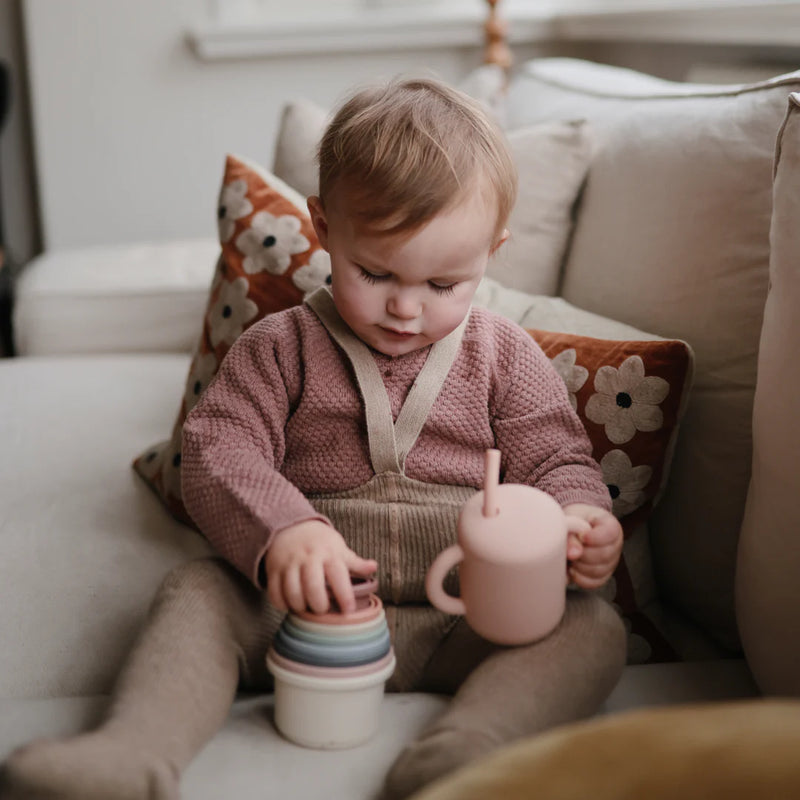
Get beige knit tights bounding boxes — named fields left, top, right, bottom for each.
left=0, top=559, right=626, bottom=800
left=382, top=590, right=627, bottom=799
left=0, top=558, right=274, bottom=800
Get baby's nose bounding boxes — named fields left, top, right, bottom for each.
left=387, top=290, right=421, bottom=320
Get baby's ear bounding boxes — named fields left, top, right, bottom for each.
left=307, top=196, right=330, bottom=250
left=490, top=228, right=510, bottom=255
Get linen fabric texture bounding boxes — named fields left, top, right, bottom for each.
left=503, top=56, right=800, bottom=652
left=736, top=93, right=800, bottom=696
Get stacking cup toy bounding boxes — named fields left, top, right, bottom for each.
left=266, top=576, right=395, bottom=749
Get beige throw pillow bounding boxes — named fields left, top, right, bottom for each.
left=504, top=57, right=800, bottom=652
left=271, top=97, right=328, bottom=199
left=492, top=121, right=591, bottom=296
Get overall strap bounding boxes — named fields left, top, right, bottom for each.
left=305, top=287, right=468, bottom=475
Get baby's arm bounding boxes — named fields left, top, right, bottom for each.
left=562, top=503, right=623, bottom=589
left=182, top=314, right=374, bottom=611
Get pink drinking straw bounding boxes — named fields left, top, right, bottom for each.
left=482, top=449, right=501, bottom=517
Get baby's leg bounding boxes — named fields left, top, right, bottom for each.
left=383, top=591, right=626, bottom=800
left=0, top=557, right=275, bottom=800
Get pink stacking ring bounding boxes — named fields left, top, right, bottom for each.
left=267, top=647, right=395, bottom=679
left=295, top=593, right=382, bottom=625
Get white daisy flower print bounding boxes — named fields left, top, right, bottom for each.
left=600, top=449, right=652, bottom=517
left=292, top=249, right=331, bottom=295
left=209, top=255, right=227, bottom=297
left=161, top=439, right=183, bottom=500
left=136, top=441, right=168, bottom=480
left=236, top=211, right=310, bottom=275
left=217, top=179, right=253, bottom=243
left=549, top=348, right=589, bottom=411
left=207, top=276, right=259, bottom=348
left=183, top=351, right=218, bottom=413
left=585, top=355, right=669, bottom=444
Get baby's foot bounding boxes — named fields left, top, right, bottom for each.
left=382, top=727, right=497, bottom=800
left=0, top=732, right=179, bottom=800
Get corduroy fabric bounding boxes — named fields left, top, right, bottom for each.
left=307, top=287, right=478, bottom=691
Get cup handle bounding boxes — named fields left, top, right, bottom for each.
left=426, top=545, right=467, bottom=616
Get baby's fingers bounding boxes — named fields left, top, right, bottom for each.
left=325, top=558, right=357, bottom=615
left=283, top=563, right=309, bottom=613
left=568, top=562, right=612, bottom=590
left=345, top=551, right=378, bottom=579
left=301, top=559, right=330, bottom=614
left=566, top=532, right=584, bottom=561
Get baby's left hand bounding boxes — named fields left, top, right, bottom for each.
left=562, top=503, right=623, bottom=590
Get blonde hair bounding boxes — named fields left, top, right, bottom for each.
left=317, top=77, right=517, bottom=240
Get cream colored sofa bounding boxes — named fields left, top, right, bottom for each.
left=3, top=57, right=799, bottom=798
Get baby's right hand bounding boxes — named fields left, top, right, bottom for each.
left=264, top=520, right=378, bottom=615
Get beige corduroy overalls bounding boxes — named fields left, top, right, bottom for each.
left=303, top=288, right=477, bottom=692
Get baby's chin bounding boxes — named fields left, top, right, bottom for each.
left=368, top=331, right=429, bottom=358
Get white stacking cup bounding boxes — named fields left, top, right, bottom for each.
left=266, top=576, right=395, bottom=749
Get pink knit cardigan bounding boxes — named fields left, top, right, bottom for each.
left=181, top=302, right=610, bottom=586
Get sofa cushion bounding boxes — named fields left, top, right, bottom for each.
left=14, top=239, right=218, bottom=356
left=271, top=98, right=593, bottom=296
left=0, top=355, right=212, bottom=698
left=503, top=57, right=800, bottom=652
left=131, top=152, right=694, bottom=663
left=737, top=93, right=800, bottom=696
left=0, top=694, right=448, bottom=799
left=0, top=661, right=757, bottom=798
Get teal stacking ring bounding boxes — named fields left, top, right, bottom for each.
left=273, top=624, right=392, bottom=667
left=282, top=617, right=387, bottom=646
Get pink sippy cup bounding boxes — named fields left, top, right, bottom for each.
left=426, top=449, right=589, bottom=645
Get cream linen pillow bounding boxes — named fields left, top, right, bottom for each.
left=737, top=93, right=800, bottom=697
left=504, top=57, right=800, bottom=652
left=271, top=97, right=328, bottom=199
left=271, top=98, right=592, bottom=297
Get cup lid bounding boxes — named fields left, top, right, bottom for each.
left=459, top=484, right=567, bottom=563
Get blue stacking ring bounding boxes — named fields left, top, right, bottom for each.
left=273, top=624, right=392, bottom=667
left=282, top=617, right=386, bottom=646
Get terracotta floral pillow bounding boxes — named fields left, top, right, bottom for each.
left=133, top=154, right=331, bottom=523
left=529, top=329, right=694, bottom=663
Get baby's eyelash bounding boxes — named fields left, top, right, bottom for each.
left=358, top=267, right=388, bottom=284
left=357, top=266, right=455, bottom=296
left=430, top=282, right=456, bottom=296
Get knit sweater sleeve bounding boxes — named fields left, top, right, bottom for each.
left=181, top=311, right=331, bottom=588
left=488, top=315, right=611, bottom=512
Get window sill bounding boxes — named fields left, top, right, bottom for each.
left=554, top=1, right=800, bottom=47
left=186, top=1, right=800, bottom=61
left=186, top=6, right=556, bottom=60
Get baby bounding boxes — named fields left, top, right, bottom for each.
left=1, top=77, right=626, bottom=800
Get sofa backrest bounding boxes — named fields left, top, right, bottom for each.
left=736, top=92, right=800, bottom=696
left=504, top=58, right=800, bottom=652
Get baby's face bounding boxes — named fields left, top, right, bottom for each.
left=308, top=189, right=505, bottom=357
